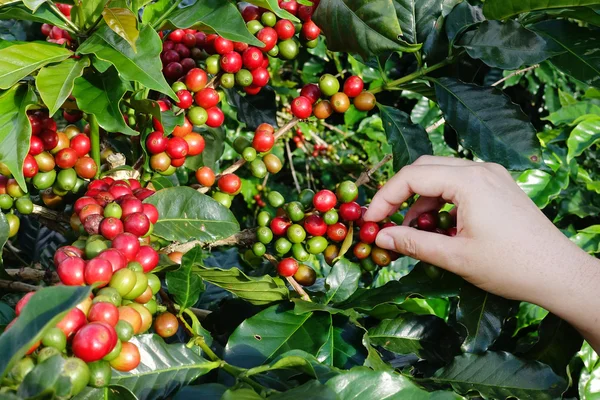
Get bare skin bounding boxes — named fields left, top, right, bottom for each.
left=364, top=156, right=600, bottom=351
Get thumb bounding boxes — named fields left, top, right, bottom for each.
left=375, top=226, right=465, bottom=273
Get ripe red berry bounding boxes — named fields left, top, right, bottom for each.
left=300, top=84, right=321, bottom=104
left=168, top=29, right=185, bottom=42
left=291, top=96, right=312, bottom=119
left=297, top=5, right=314, bottom=21
left=70, top=134, right=91, bottom=157
left=304, top=214, right=327, bottom=236
left=194, top=88, right=220, bottom=109
left=175, top=90, right=193, bottom=109
left=301, top=20, right=320, bottom=41
left=15, top=292, right=35, bottom=316
left=343, top=76, right=364, bottom=98
left=145, top=131, right=168, bottom=154
left=206, top=107, right=224, bottom=128
left=327, top=222, right=348, bottom=242
left=277, top=258, right=299, bottom=277
left=135, top=245, right=159, bottom=273
left=112, top=233, right=141, bottom=261
left=22, top=154, right=38, bottom=178
left=57, top=257, right=86, bottom=286
left=55, top=148, right=78, bottom=169
left=359, top=221, right=379, bottom=244
left=279, top=0, right=298, bottom=15
left=40, top=129, right=58, bottom=150
left=417, top=212, right=437, bottom=231
left=29, top=135, right=44, bottom=156
left=166, top=137, right=189, bottom=159
left=274, top=19, right=295, bottom=40
left=251, top=68, right=270, bottom=87
left=256, top=27, right=278, bottom=52
left=88, top=302, right=119, bottom=327
left=123, top=212, right=150, bottom=237
left=448, top=227, right=458, bottom=237
left=214, top=37, right=234, bottom=54
left=72, top=322, right=118, bottom=363
left=175, top=43, right=190, bottom=58
left=164, top=62, right=184, bottom=80
left=196, top=166, right=215, bottom=187
left=142, top=203, right=159, bottom=225
left=252, top=130, right=275, bottom=152
left=220, top=51, right=243, bottom=73
left=218, top=173, right=241, bottom=194
left=99, top=217, right=124, bottom=240
left=242, top=5, right=261, bottom=21
left=242, top=47, right=264, bottom=70
left=244, top=85, right=262, bottom=95
left=185, top=68, right=208, bottom=92
left=339, top=201, right=362, bottom=221
left=182, top=33, right=196, bottom=48
left=97, top=248, right=127, bottom=272
left=313, top=189, right=337, bottom=212
left=270, top=217, right=291, bottom=236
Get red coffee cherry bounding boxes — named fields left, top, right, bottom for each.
left=359, top=221, right=379, bottom=244
left=313, top=189, right=337, bottom=212
left=343, top=76, right=364, bottom=98
left=291, top=96, right=312, bottom=119
left=218, top=173, right=241, bottom=194
left=277, top=258, right=299, bottom=277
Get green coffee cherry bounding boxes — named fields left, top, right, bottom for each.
left=268, top=191, right=285, bottom=208
left=275, top=237, right=292, bottom=255
left=257, top=211, right=272, bottom=227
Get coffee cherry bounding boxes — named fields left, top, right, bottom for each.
left=300, top=85, right=321, bottom=106
left=257, top=226, right=274, bottom=244
left=274, top=19, right=295, bottom=40
left=164, top=62, right=184, bottom=79
left=304, top=214, right=327, bottom=236
left=294, top=264, right=316, bottom=286
left=336, top=181, right=358, bottom=203
left=275, top=237, right=292, bottom=254
left=319, top=74, right=340, bottom=97
left=313, top=189, right=337, bottom=212
left=448, top=227, right=458, bottom=237
left=353, top=242, right=372, bottom=260
left=250, top=159, right=268, bottom=178
left=291, top=96, right=312, bottom=119
left=184, top=132, right=205, bottom=156
left=339, top=201, right=362, bottom=221
left=195, top=166, right=215, bottom=187
left=279, top=39, right=299, bottom=60
left=285, top=201, right=305, bottom=222
left=306, top=236, right=328, bottom=254
left=253, top=130, right=275, bottom=153
left=417, top=212, right=437, bottom=231
left=263, top=154, right=283, bottom=174
left=247, top=20, right=264, bottom=35
left=331, top=92, right=350, bottom=113
left=242, top=47, right=264, bottom=70
left=256, top=27, right=278, bottom=52
left=291, top=243, right=310, bottom=261
left=279, top=0, right=298, bottom=15
left=277, top=258, right=298, bottom=277
left=194, top=88, right=220, bottom=109
left=270, top=217, right=291, bottom=236
left=359, top=222, right=379, bottom=244
left=99, top=217, right=124, bottom=240
left=251, top=68, right=270, bottom=87
left=220, top=51, right=243, bottom=73
left=353, top=92, right=376, bottom=111
left=235, top=69, right=254, bottom=87
left=344, top=76, right=364, bottom=98
left=327, top=222, right=348, bottom=242
left=371, top=247, right=392, bottom=266
left=437, top=211, right=453, bottom=230
left=185, top=68, right=208, bottom=92
left=214, top=37, right=234, bottom=54
left=206, top=107, right=224, bottom=128
left=187, top=107, right=208, bottom=126
left=301, top=20, right=320, bottom=40
left=287, top=224, right=306, bottom=243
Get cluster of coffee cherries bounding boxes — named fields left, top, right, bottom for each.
left=410, top=210, right=457, bottom=237
left=40, top=3, right=73, bottom=46
left=70, top=177, right=156, bottom=239
left=145, top=99, right=207, bottom=175
left=290, top=75, right=376, bottom=120
left=231, top=123, right=284, bottom=178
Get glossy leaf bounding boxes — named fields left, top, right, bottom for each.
left=166, top=246, right=205, bottom=310
left=531, top=20, right=600, bottom=89
left=313, top=0, right=421, bottom=59
left=434, top=77, right=543, bottom=170
left=269, top=380, right=338, bottom=400
left=246, top=349, right=341, bottom=382
left=0, top=286, right=91, bottom=380
left=17, top=355, right=72, bottom=399
left=73, top=385, right=137, bottom=400
left=0, top=301, right=14, bottom=331
left=73, top=68, right=138, bottom=136
left=567, top=117, right=600, bottom=161
left=325, top=258, right=361, bottom=304
left=368, top=314, right=460, bottom=363
left=73, top=0, right=108, bottom=30
left=445, top=1, right=484, bottom=44
left=326, top=369, right=462, bottom=399
left=160, top=0, right=263, bottom=46
left=111, top=334, right=220, bottom=400
left=102, top=8, right=139, bottom=52
left=456, top=284, right=515, bottom=354
left=226, top=88, right=278, bottom=131
left=433, top=351, right=568, bottom=399
left=192, top=265, right=289, bottom=305
left=199, top=127, right=225, bottom=170
left=224, top=304, right=330, bottom=368
left=144, top=186, right=239, bottom=243
left=484, top=0, right=600, bottom=20
left=518, top=168, right=569, bottom=209
left=36, top=57, right=89, bottom=115
left=316, top=314, right=367, bottom=368
left=77, top=24, right=176, bottom=99
left=21, top=0, right=46, bottom=13
left=0, top=4, right=69, bottom=30
left=0, top=84, right=37, bottom=191
left=543, top=102, right=600, bottom=126
left=457, top=20, right=561, bottom=70
left=128, top=98, right=184, bottom=135
left=0, top=40, right=71, bottom=89
left=172, top=384, right=228, bottom=400
left=394, top=0, right=443, bottom=44
left=379, top=105, right=433, bottom=171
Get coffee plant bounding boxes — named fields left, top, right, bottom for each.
left=0, top=0, right=599, bottom=398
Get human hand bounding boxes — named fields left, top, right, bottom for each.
left=364, top=156, right=595, bottom=308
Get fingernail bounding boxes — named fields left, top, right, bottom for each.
left=376, top=232, right=394, bottom=250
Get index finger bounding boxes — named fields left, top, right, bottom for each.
left=364, top=164, right=465, bottom=222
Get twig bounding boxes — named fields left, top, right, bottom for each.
left=158, top=288, right=177, bottom=315
left=0, top=280, right=40, bottom=292
left=5, top=243, right=30, bottom=267
left=6, top=268, right=59, bottom=283
left=164, top=228, right=257, bottom=254
left=426, top=118, right=445, bottom=133
left=320, top=120, right=347, bottom=137
left=355, top=154, right=393, bottom=187
left=492, top=64, right=540, bottom=87
left=197, top=118, right=300, bottom=194
left=206, top=72, right=223, bottom=89
left=32, top=205, right=70, bottom=224
left=285, top=140, right=301, bottom=193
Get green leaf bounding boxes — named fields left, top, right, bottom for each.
left=326, top=369, right=462, bottom=399
left=225, top=88, right=278, bottom=130
left=0, top=84, right=37, bottom=192
left=22, top=0, right=47, bottom=12
left=73, top=68, right=138, bottom=136
left=246, top=349, right=341, bottom=382
left=160, top=0, right=264, bottom=47
left=0, top=41, right=72, bottom=89
left=457, top=20, right=561, bottom=70
left=111, top=334, right=220, bottom=400
left=269, top=380, right=339, bottom=400
left=445, top=1, right=484, bottom=44
left=0, top=213, right=9, bottom=279
left=433, top=351, right=568, bottom=399
left=543, top=102, right=600, bottom=126
left=0, top=4, right=70, bottom=30
left=531, top=20, right=600, bottom=89
left=545, top=7, right=600, bottom=27
left=36, top=57, right=89, bottom=115
left=245, top=0, right=299, bottom=21
left=0, top=301, right=15, bottom=331
left=224, top=304, right=330, bottom=368
left=325, top=258, right=361, bottom=304
left=316, top=314, right=367, bottom=368
left=102, top=8, right=140, bottom=52
left=166, top=247, right=205, bottom=310
left=199, top=127, right=225, bottom=170
left=434, top=77, right=543, bottom=171
left=394, top=0, right=443, bottom=44
left=128, top=98, right=184, bottom=135
left=524, top=313, right=582, bottom=375
left=144, top=186, right=239, bottom=243
left=368, top=314, right=460, bottom=363
left=77, top=24, right=176, bottom=99
left=141, top=0, right=170, bottom=25
left=172, top=384, right=228, bottom=400
left=17, top=355, right=72, bottom=399
left=0, top=286, right=91, bottom=380
left=484, top=0, right=600, bottom=20
left=73, top=385, right=138, bottom=400
left=567, top=117, right=600, bottom=161
left=72, top=0, right=108, bottom=29
left=313, top=0, right=421, bottom=59
left=379, top=105, right=433, bottom=171
left=192, top=265, right=289, bottom=306
left=516, top=302, right=549, bottom=334
left=456, top=284, right=515, bottom=354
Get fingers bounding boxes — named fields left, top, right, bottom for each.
left=375, top=226, right=467, bottom=274
left=364, top=164, right=464, bottom=222
left=412, top=155, right=474, bottom=167
left=402, top=196, right=445, bottom=226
